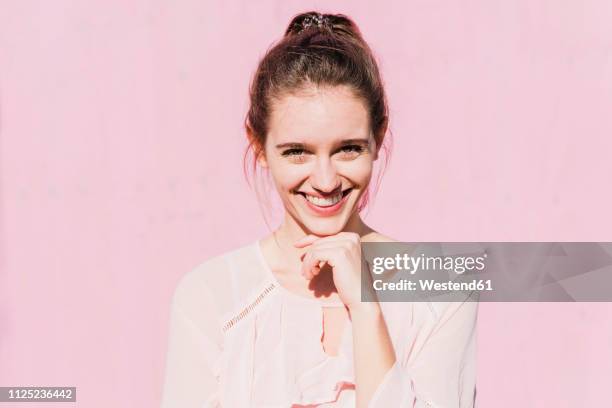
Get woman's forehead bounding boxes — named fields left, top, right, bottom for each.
left=268, top=86, right=371, bottom=145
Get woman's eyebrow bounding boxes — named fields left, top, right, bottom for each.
left=339, top=138, right=370, bottom=146
left=275, top=138, right=370, bottom=149
left=275, top=142, right=307, bottom=149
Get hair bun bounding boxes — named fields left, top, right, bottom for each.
left=284, top=11, right=363, bottom=42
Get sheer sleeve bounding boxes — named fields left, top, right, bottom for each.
left=160, top=256, right=229, bottom=408
left=369, top=293, right=478, bottom=408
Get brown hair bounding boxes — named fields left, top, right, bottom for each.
left=243, top=11, right=392, bottom=218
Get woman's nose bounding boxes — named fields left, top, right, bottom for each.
left=310, top=156, right=341, bottom=193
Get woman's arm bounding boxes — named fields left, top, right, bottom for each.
left=294, top=231, right=397, bottom=407
left=363, top=295, right=479, bottom=408
left=349, top=301, right=397, bottom=408
left=160, top=263, right=225, bottom=408
left=295, top=233, right=477, bottom=407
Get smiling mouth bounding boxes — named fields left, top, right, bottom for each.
left=296, top=188, right=353, bottom=208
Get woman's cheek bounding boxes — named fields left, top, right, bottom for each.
left=336, top=160, right=373, bottom=184
left=271, top=166, right=307, bottom=193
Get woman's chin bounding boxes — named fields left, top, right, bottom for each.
left=300, top=215, right=349, bottom=236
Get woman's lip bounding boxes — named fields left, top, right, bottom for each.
left=297, top=188, right=353, bottom=216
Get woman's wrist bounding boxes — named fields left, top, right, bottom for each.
left=347, top=301, right=382, bottom=318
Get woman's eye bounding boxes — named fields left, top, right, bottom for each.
left=282, top=148, right=308, bottom=163
left=282, top=148, right=305, bottom=156
left=280, top=145, right=363, bottom=162
left=339, top=145, right=364, bottom=155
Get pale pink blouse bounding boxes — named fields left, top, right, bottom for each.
left=160, top=240, right=478, bottom=407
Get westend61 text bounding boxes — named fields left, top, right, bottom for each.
left=373, top=279, right=493, bottom=292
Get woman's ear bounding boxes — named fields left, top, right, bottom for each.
left=257, top=150, right=269, bottom=168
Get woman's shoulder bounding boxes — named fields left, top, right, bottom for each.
left=361, top=231, right=400, bottom=243
left=171, top=240, right=271, bottom=317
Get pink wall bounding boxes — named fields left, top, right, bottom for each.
left=1, top=1, right=611, bottom=406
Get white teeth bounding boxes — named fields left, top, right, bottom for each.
left=304, top=192, right=343, bottom=207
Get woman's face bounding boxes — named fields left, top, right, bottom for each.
left=259, top=85, right=378, bottom=236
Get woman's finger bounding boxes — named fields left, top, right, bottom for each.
left=301, top=247, right=336, bottom=279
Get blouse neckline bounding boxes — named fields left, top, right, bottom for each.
left=254, top=239, right=346, bottom=308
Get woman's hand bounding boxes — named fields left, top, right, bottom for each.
left=293, top=232, right=375, bottom=310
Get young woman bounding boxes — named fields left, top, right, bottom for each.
left=161, top=11, right=477, bottom=408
